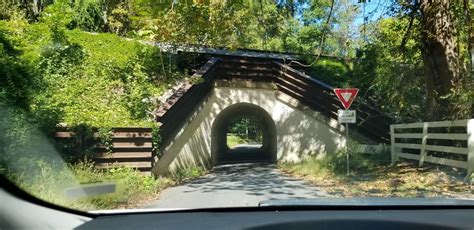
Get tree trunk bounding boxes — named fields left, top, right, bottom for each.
left=419, top=0, right=465, bottom=120
left=468, top=0, right=474, bottom=74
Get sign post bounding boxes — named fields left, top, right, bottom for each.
left=334, top=88, right=359, bottom=175
left=346, top=122, right=349, bottom=175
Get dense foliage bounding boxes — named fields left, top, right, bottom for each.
left=1, top=1, right=472, bottom=160
left=352, top=17, right=426, bottom=122
left=0, top=4, right=181, bottom=190
left=1, top=20, right=178, bottom=128
left=3, top=0, right=471, bottom=121
left=1, top=0, right=473, bottom=210
left=1, top=0, right=472, bottom=177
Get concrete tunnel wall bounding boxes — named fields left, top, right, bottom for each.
left=152, top=82, right=348, bottom=175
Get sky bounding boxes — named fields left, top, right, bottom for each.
left=294, top=0, right=391, bottom=28
left=353, top=0, right=392, bottom=27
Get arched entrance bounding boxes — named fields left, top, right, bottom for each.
left=211, top=103, right=277, bottom=164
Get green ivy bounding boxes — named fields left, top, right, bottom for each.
left=151, top=125, right=162, bottom=160
left=0, top=20, right=182, bottom=128
left=97, top=127, right=114, bottom=155
left=306, top=58, right=350, bottom=87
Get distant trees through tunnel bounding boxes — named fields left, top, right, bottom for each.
left=226, top=118, right=263, bottom=149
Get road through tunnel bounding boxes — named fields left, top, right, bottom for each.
left=211, top=103, right=277, bottom=164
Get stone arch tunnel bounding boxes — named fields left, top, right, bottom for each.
left=151, top=51, right=393, bottom=176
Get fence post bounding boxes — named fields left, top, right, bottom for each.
left=419, top=122, right=429, bottom=167
left=466, top=119, right=474, bottom=181
left=390, top=125, right=396, bottom=165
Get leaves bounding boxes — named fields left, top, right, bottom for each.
left=227, top=118, right=263, bottom=143
left=281, top=157, right=473, bottom=199
left=352, top=17, right=425, bottom=122
left=1, top=19, right=179, bottom=128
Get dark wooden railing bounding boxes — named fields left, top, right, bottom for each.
left=56, top=127, right=153, bottom=172
left=215, top=56, right=275, bottom=81
left=156, top=57, right=221, bottom=150
left=272, top=61, right=393, bottom=143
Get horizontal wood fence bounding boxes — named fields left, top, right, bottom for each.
left=56, top=127, right=153, bottom=172
left=391, top=119, right=474, bottom=179
left=215, top=56, right=276, bottom=81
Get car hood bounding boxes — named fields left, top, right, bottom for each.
left=258, top=197, right=474, bottom=207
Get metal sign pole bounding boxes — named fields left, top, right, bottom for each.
left=346, top=122, right=349, bottom=175
left=334, top=88, right=358, bottom=176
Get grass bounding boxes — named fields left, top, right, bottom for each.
left=6, top=160, right=206, bottom=211
left=227, top=135, right=244, bottom=148
left=171, top=166, right=207, bottom=184
left=279, top=150, right=474, bottom=199
left=226, top=134, right=262, bottom=148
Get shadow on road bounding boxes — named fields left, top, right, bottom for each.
left=181, top=163, right=324, bottom=199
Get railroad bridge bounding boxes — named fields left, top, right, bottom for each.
left=151, top=50, right=392, bottom=176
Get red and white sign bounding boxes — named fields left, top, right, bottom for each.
left=334, top=88, right=359, bottom=110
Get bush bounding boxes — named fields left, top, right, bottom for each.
left=0, top=27, right=36, bottom=110
left=69, top=0, right=106, bottom=32
left=0, top=19, right=184, bottom=128
left=4, top=159, right=173, bottom=210
left=307, top=58, right=350, bottom=87
left=171, top=166, right=206, bottom=184
left=281, top=149, right=390, bottom=177
left=0, top=105, right=61, bottom=174
left=0, top=6, right=196, bottom=212
left=39, top=26, right=85, bottom=76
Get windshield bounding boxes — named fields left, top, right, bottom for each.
left=1, top=0, right=473, bottom=212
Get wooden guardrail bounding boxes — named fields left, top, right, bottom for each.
left=156, top=57, right=220, bottom=151
left=390, top=119, right=474, bottom=179
left=56, top=127, right=153, bottom=172
left=272, top=61, right=394, bottom=143
left=215, top=56, right=275, bottom=81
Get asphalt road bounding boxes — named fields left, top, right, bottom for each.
left=145, top=163, right=328, bottom=209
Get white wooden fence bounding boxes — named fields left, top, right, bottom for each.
left=390, top=119, right=474, bottom=179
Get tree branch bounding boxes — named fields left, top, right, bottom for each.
left=400, top=2, right=419, bottom=52
left=288, top=0, right=335, bottom=68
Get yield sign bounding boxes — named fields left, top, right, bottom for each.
left=334, top=88, right=359, bottom=109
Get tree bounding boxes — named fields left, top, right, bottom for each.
left=352, top=17, right=425, bottom=122
left=356, top=0, right=473, bottom=120
left=0, top=0, right=54, bottom=21
left=228, top=118, right=262, bottom=142
left=419, top=0, right=469, bottom=119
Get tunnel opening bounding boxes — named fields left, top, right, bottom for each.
left=212, top=103, right=277, bottom=165
left=226, top=118, right=263, bottom=150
